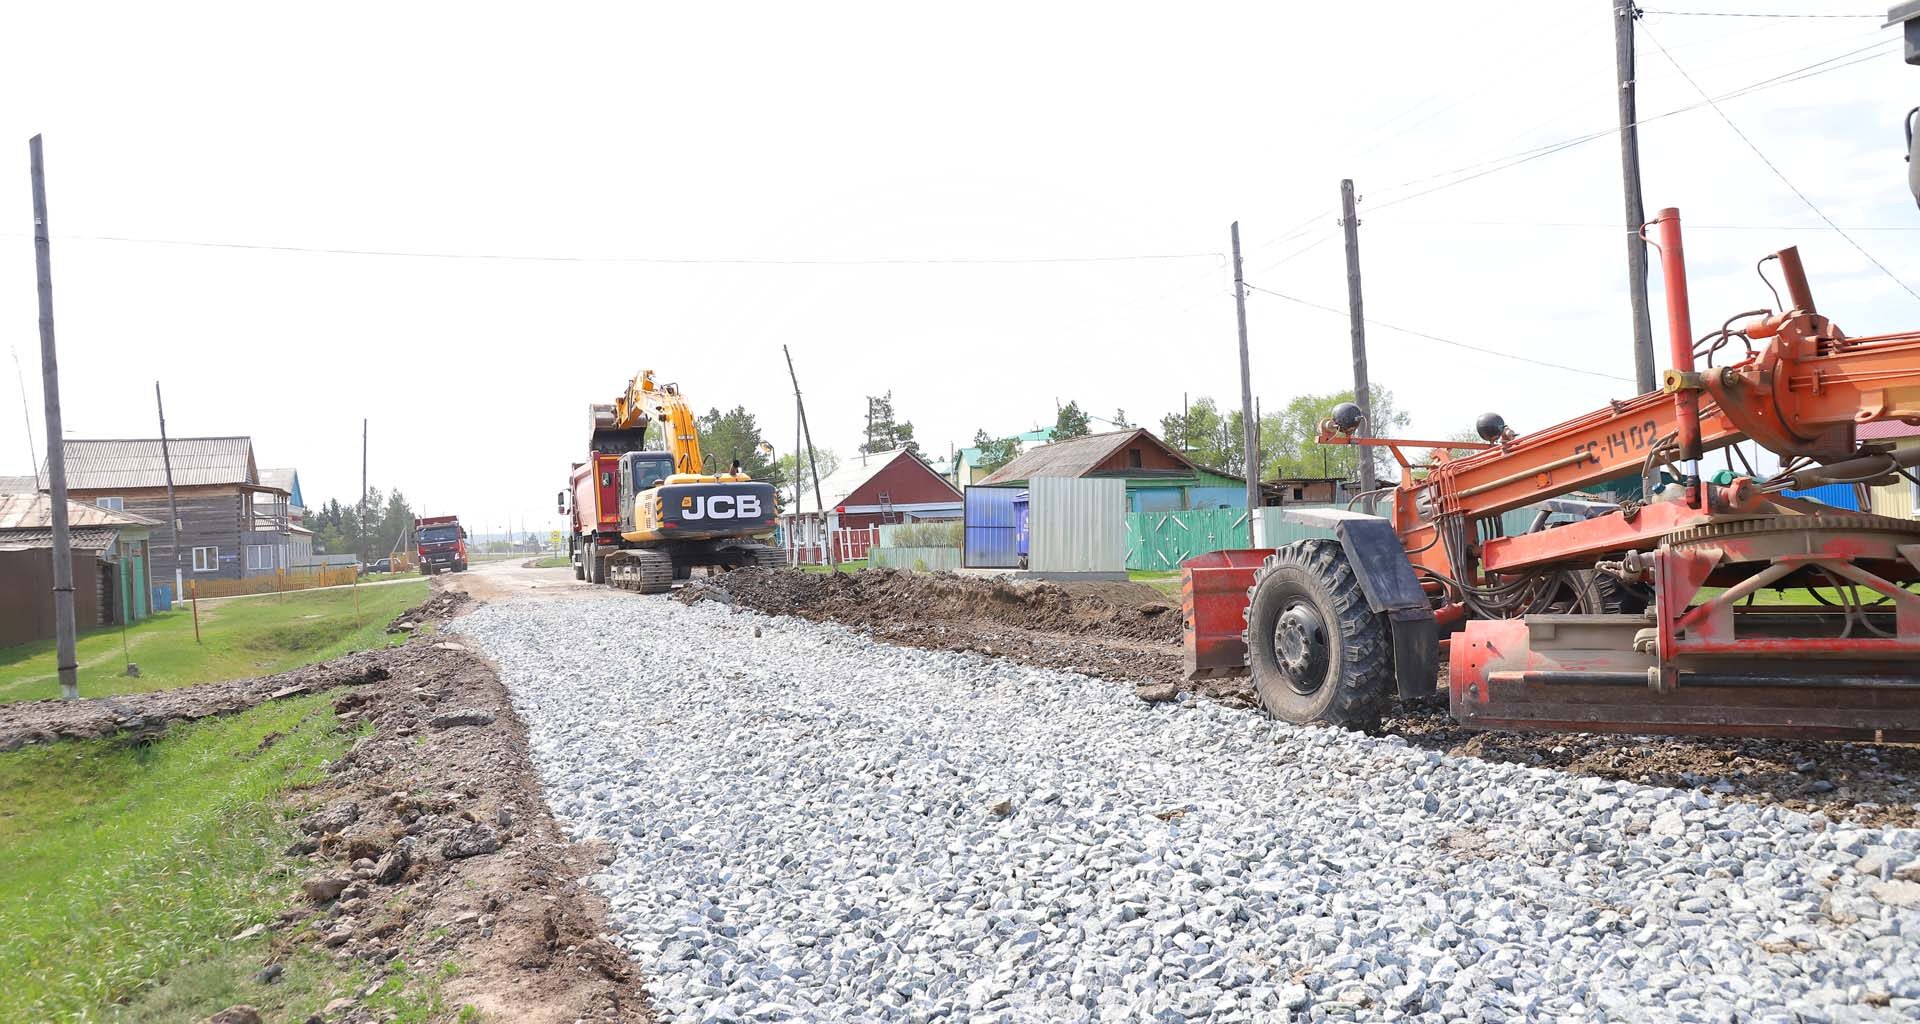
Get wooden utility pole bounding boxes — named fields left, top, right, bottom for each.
left=156, top=382, right=182, bottom=601
left=1231, top=222, right=1258, bottom=545
left=783, top=345, right=833, bottom=569
left=1340, top=179, right=1378, bottom=514
left=30, top=135, right=78, bottom=700
left=360, top=417, right=368, bottom=563
left=1615, top=0, right=1656, bottom=394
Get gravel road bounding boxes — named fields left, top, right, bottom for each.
left=457, top=595, right=1920, bottom=1023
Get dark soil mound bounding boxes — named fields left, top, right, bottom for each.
left=682, top=568, right=1180, bottom=644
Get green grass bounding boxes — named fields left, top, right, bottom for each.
left=800, top=559, right=868, bottom=574
left=0, top=580, right=431, bottom=704
left=531, top=556, right=571, bottom=569
left=1129, top=569, right=1182, bottom=600
left=0, top=694, right=361, bottom=1021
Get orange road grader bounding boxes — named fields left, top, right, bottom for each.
left=1185, top=209, right=1920, bottom=742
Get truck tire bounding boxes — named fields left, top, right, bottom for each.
left=587, top=545, right=607, bottom=585
left=1245, top=540, right=1393, bottom=730
left=573, top=541, right=585, bottom=581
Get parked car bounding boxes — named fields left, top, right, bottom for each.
left=370, top=557, right=392, bottom=574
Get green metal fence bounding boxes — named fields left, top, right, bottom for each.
left=1128, top=505, right=1554, bottom=571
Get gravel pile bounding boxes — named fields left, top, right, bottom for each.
left=457, top=596, right=1920, bottom=1023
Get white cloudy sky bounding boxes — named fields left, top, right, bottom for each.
left=2, top=1, right=1915, bottom=538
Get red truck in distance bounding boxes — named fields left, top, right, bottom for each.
left=415, top=515, right=468, bottom=575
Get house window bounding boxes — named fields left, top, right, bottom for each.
left=1292, top=487, right=1304, bottom=501
left=192, top=546, right=218, bottom=572
left=1127, top=448, right=1143, bottom=468
left=247, top=544, right=276, bottom=571
left=95, top=496, right=124, bottom=511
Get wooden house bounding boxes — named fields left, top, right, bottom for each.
left=49, top=437, right=291, bottom=593
left=0, top=493, right=159, bottom=647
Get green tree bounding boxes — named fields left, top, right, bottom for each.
left=1259, top=387, right=1411, bottom=482
left=1160, top=397, right=1246, bottom=472
left=698, top=405, right=783, bottom=489
left=859, top=392, right=917, bottom=454
left=372, top=489, right=416, bottom=557
left=972, top=429, right=1022, bottom=473
left=1112, top=409, right=1131, bottom=429
left=781, top=447, right=842, bottom=506
left=1051, top=401, right=1092, bottom=441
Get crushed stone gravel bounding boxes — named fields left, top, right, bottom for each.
left=457, top=594, right=1920, bottom=1023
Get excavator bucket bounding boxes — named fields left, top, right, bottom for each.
left=1181, top=549, right=1273, bottom=679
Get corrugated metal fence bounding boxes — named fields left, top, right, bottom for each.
left=964, top=486, right=1022, bottom=568
left=1028, top=477, right=1126, bottom=573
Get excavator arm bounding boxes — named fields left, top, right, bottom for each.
left=608, top=370, right=745, bottom=483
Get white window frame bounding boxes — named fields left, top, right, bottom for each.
left=95, top=496, right=124, bottom=511
left=247, top=544, right=276, bottom=571
left=192, top=546, right=218, bottom=572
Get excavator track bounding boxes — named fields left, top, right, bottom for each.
left=605, top=550, right=675, bottom=594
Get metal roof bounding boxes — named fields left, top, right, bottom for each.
left=50, top=436, right=259, bottom=490
left=976, top=429, right=1195, bottom=486
left=0, top=492, right=160, bottom=530
left=0, top=475, right=40, bottom=495
left=794, top=449, right=958, bottom=511
left=0, top=525, right=123, bottom=551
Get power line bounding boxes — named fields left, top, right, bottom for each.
left=25, top=233, right=1225, bottom=267
left=1361, top=38, right=1893, bottom=215
left=1242, top=282, right=1635, bottom=383
left=1640, top=9, right=1881, bottom=18
left=1378, top=219, right=1920, bottom=232
left=1639, top=23, right=1920, bottom=305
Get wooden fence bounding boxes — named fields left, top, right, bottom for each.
left=186, top=565, right=362, bottom=599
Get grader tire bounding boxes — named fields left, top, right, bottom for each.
left=1245, top=540, right=1393, bottom=730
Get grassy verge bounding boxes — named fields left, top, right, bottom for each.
left=0, top=694, right=409, bottom=1020
left=800, top=559, right=869, bottom=574
left=0, top=580, right=431, bottom=705
left=531, top=556, right=571, bottom=569
left=1129, top=569, right=1182, bottom=600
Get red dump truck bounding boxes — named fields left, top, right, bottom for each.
left=415, top=515, right=468, bottom=575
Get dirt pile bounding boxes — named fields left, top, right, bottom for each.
left=683, top=567, right=1180, bottom=644
left=385, top=589, right=469, bottom=633
left=273, top=638, right=647, bottom=1022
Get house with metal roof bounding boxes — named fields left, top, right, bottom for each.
left=974, top=428, right=1251, bottom=513
left=42, top=437, right=292, bottom=594
left=780, top=448, right=964, bottom=563
left=0, top=493, right=160, bottom=647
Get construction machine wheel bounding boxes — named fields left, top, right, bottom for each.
left=1244, top=540, right=1393, bottom=730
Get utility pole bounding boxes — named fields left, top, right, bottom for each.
left=360, top=417, right=368, bottom=563
left=1230, top=222, right=1258, bottom=544
left=1615, top=0, right=1656, bottom=394
left=156, top=382, right=182, bottom=601
left=1340, top=179, right=1378, bottom=514
left=783, top=345, right=833, bottom=569
left=30, top=135, right=78, bottom=701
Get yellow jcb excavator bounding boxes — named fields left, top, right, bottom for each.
left=563, top=370, right=782, bottom=592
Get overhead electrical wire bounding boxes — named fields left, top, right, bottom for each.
left=1638, top=23, right=1920, bottom=305
left=1241, top=281, right=1636, bottom=384
left=1359, top=37, right=1893, bottom=215
left=1639, top=9, right=1881, bottom=18
left=29, top=233, right=1225, bottom=267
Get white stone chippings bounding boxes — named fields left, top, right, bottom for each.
left=454, top=596, right=1920, bottom=1024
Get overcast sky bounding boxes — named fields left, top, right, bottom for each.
left=3, top=1, right=1916, bottom=539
